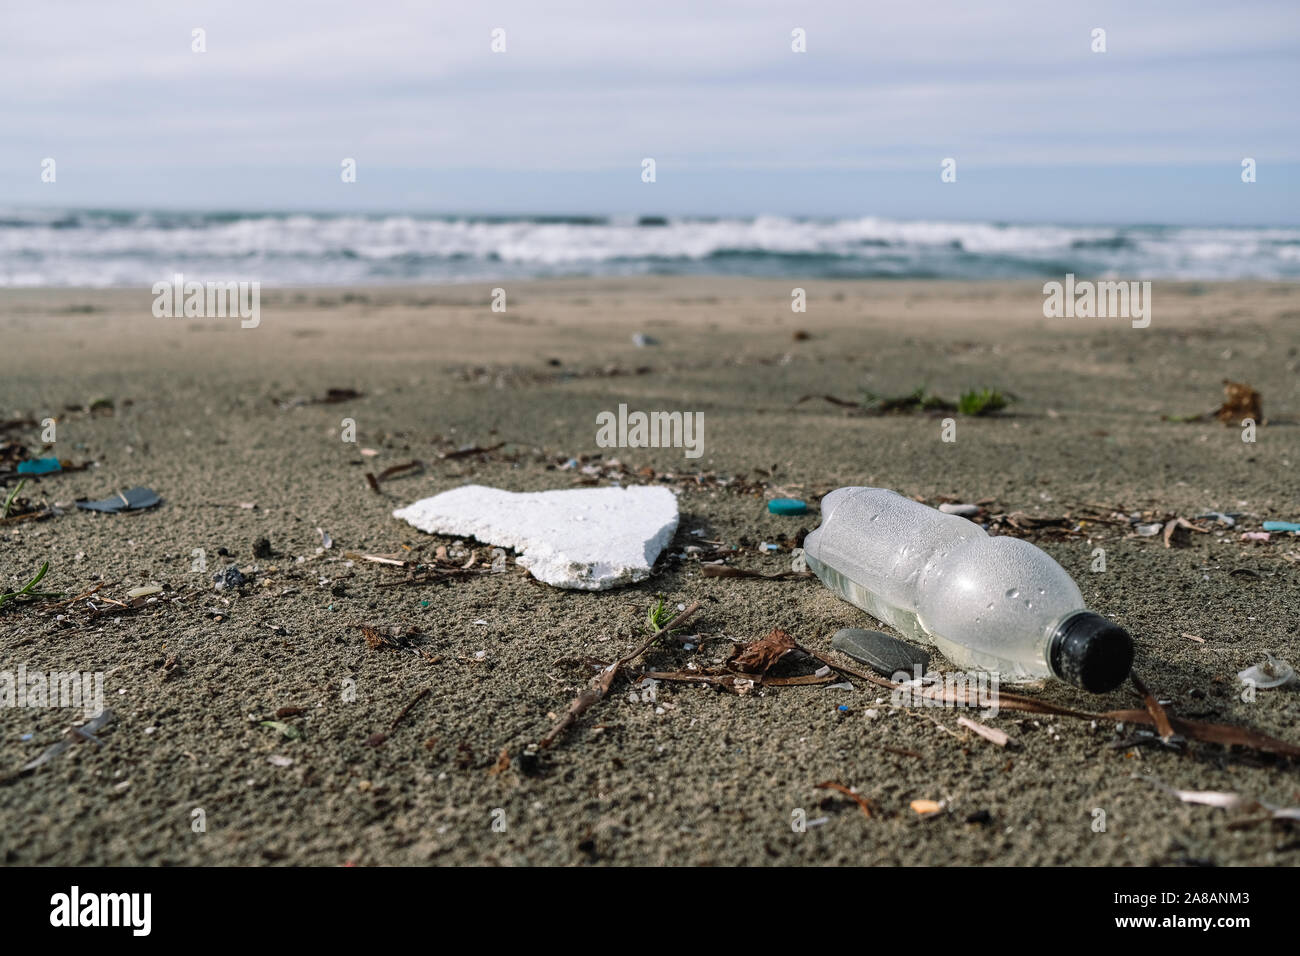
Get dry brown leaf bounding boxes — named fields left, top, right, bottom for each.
left=1215, top=380, right=1262, bottom=425
left=728, top=628, right=797, bottom=674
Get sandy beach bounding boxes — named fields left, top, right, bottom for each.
left=2, top=277, right=1298, bottom=866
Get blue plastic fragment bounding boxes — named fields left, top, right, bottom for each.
left=1262, top=521, right=1300, bottom=532
left=837, top=704, right=849, bottom=713
left=17, top=457, right=61, bottom=475
left=768, top=497, right=808, bottom=516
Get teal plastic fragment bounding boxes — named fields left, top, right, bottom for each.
left=1262, top=521, right=1300, bottom=532
left=17, top=457, right=61, bottom=475
left=767, top=497, right=808, bottom=516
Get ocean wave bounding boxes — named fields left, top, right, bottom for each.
left=0, top=210, right=1296, bottom=286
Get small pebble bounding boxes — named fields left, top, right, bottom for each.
left=212, top=565, right=247, bottom=591
left=938, top=502, right=979, bottom=517
left=831, top=628, right=929, bottom=678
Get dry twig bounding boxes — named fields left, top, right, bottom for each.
left=540, top=601, right=702, bottom=748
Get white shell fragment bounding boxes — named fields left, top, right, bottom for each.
left=393, top=484, right=679, bottom=590
left=1237, top=654, right=1297, bottom=690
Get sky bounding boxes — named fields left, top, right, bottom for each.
left=1, top=0, right=1297, bottom=223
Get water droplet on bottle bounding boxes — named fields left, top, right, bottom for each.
left=1005, top=588, right=1019, bottom=599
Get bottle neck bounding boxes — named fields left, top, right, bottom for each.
left=1042, top=610, right=1087, bottom=677
left=1045, top=610, right=1134, bottom=693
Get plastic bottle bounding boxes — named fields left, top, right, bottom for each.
left=803, top=487, right=1133, bottom=692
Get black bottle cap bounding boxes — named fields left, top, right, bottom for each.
left=1049, top=612, right=1134, bottom=693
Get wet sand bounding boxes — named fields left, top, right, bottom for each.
left=1, top=278, right=1298, bottom=865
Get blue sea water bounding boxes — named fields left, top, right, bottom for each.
left=2, top=208, right=1298, bottom=286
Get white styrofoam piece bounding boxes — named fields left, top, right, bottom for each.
left=392, top=484, right=679, bottom=590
